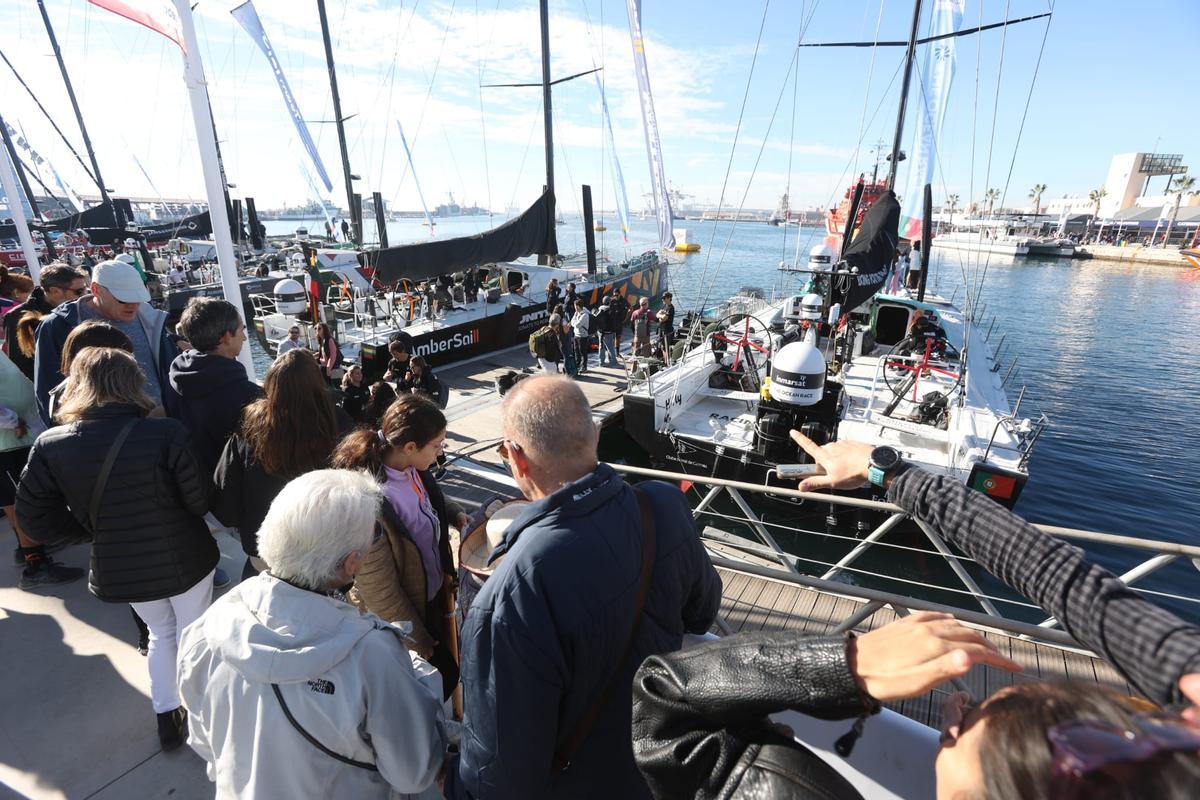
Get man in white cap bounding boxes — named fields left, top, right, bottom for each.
left=33, top=259, right=174, bottom=426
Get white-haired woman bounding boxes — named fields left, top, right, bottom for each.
left=179, top=469, right=447, bottom=799
left=16, top=347, right=217, bottom=751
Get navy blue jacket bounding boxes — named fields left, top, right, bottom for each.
left=166, top=349, right=263, bottom=481
left=33, top=296, right=175, bottom=426
left=448, top=464, right=721, bottom=800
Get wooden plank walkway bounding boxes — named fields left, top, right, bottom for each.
left=713, top=566, right=1131, bottom=730
left=435, top=342, right=632, bottom=472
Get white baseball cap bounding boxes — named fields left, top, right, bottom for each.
left=93, top=259, right=151, bottom=304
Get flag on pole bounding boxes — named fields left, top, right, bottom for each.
left=231, top=1, right=334, bottom=193
left=898, top=0, right=963, bottom=241
left=88, top=0, right=184, bottom=51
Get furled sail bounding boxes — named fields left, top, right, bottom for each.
left=593, top=73, right=632, bottom=242
left=361, top=190, right=557, bottom=284
left=838, top=190, right=900, bottom=312
left=141, top=210, right=213, bottom=242
left=626, top=0, right=674, bottom=249
left=899, top=0, right=962, bottom=241
left=396, top=119, right=435, bottom=233
left=231, top=0, right=334, bottom=193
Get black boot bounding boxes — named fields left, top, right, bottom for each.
left=157, top=707, right=188, bottom=751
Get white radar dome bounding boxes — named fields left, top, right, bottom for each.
left=800, top=293, right=824, bottom=321
left=273, top=278, right=309, bottom=315
left=808, top=242, right=837, bottom=272
left=769, top=336, right=826, bottom=407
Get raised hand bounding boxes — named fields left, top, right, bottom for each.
left=848, top=611, right=1022, bottom=702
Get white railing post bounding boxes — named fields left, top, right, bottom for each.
left=1037, top=553, right=1179, bottom=630
left=821, top=513, right=908, bottom=580
left=914, top=518, right=1003, bottom=617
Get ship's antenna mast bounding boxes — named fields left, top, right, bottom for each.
left=886, top=0, right=924, bottom=190
left=870, top=138, right=887, bottom=184
left=36, top=0, right=113, bottom=213
left=316, top=0, right=359, bottom=246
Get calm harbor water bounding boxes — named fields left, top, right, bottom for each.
left=259, top=214, right=1200, bottom=623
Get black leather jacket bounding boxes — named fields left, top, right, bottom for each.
left=632, top=632, right=876, bottom=800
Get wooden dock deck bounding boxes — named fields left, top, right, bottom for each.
left=713, top=565, right=1131, bottom=727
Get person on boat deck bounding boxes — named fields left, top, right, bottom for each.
left=165, top=297, right=262, bottom=483
left=276, top=324, right=306, bottom=357
left=383, top=339, right=412, bottom=382
left=596, top=293, right=621, bottom=367
left=32, top=259, right=176, bottom=426
left=315, top=322, right=341, bottom=383
left=630, top=297, right=654, bottom=357
left=332, top=395, right=466, bottom=697
left=178, top=470, right=447, bottom=799
left=397, top=355, right=440, bottom=399
left=632, top=433, right=1200, bottom=800
left=446, top=376, right=721, bottom=800
left=2, top=262, right=87, bottom=380
left=609, top=290, right=630, bottom=352
left=570, top=299, right=595, bottom=374
left=545, top=277, right=562, bottom=310
left=533, top=313, right=564, bottom=374
left=340, top=363, right=371, bottom=422
left=212, top=349, right=354, bottom=580
left=16, top=348, right=218, bottom=753
left=340, top=218, right=351, bottom=241
left=655, top=292, right=676, bottom=347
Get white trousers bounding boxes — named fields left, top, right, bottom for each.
left=132, top=570, right=215, bottom=713
left=537, top=358, right=559, bottom=373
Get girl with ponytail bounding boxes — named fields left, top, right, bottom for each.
left=332, top=393, right=466, bottom=696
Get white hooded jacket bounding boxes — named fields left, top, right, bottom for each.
left=178, top=573, right=447, bottom=799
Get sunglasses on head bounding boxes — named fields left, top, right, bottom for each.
left=1050, top=713, right=1200, bottom=794
left=495, top=439, right=523, bottom=462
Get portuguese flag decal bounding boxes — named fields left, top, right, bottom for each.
left=971, top=470, right=1016, bottom=499
left=966, top=462, right=1027, bottom=508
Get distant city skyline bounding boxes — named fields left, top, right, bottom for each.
left=1, top=0, right=1196, bottom=218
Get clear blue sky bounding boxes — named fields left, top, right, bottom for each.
left=1, top=0, right=1196, bottom=215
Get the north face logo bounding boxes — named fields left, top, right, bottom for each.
left=307, top=679, right=335, bottom=695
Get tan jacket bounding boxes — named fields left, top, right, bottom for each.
left=351, top=512, right=437, bottom=658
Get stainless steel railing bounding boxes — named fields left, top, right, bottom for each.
left=608, top=462, right=1200, bottom=639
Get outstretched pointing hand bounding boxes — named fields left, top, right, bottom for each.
left=788, top=431, right=874, bottom=492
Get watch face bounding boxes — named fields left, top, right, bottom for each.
left=871, top=446, right=901, bottom=471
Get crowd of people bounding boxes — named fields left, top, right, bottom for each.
left=530, top=283, right=677, bottom=375
left=2, top=257, right=1200, bottom=798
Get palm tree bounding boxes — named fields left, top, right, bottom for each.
left=1162, top=174, right=1197, bottom=247
left=1029, top=183, right=1047, bottom=217
left=984, top=188, right=1000, bottom=217
left=945, top=194, right=959, bottom=230
left=1087, top=187, right=1107, bottom=237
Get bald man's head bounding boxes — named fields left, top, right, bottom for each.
left=501, top=375, right=598, bottom=481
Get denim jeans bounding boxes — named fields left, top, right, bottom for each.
left=600, top=333, right=620, bottom=365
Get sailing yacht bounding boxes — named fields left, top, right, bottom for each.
left=622, top=0, right=1049, bottom=521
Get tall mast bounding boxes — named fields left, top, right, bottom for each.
left=37, top=0, right=112, bottom=211
left=886, top=0, right=924, bottom=190
left=539, top=0, right=555, bottom=201
left=316, top=0, right=359, bottom=246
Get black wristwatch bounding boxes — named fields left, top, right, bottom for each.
left=867, top=446, right=903, bottom=488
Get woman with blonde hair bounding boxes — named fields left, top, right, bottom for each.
left=16, top=347, right=217, bottom=751
left=332, top=393, right=466, bottom=696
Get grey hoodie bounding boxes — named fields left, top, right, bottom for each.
left=178, top=573, right=446, bottom=799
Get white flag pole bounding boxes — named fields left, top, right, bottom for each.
left=0, top=144, right=42, bottom=282
left=173, top=0, right=256, bottom=379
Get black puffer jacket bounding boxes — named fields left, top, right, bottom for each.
left=632, top=632, right=876, bottom=800
left=165, top=349, right=262, bottom=480
left=15, top=403, right=218, bottom=603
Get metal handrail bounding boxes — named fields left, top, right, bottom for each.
left=707, top=554, right=1083, bottom=648
left=610, top=463, right=1200, bottom=559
